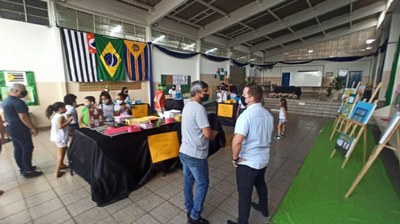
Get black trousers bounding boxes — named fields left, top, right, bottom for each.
left=236, top=165, right=269, bottom=224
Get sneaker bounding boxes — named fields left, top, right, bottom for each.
left=20, top=166, right=37, bottom=175
left=188, top=216, right=209, bottom=224
left=274, top=135, right=282, bottom=140
left=227, top=220, right=238, bottom=224
left=251, top=202, right=269, bottom=217
left=22, top=170, right=43, bottom=178
left=280, top=133, right=285, bottom=137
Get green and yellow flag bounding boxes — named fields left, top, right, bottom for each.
left=95, top=34, right=126, bottom=81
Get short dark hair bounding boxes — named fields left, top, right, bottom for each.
left=63, top=94, right=77, bottom=105
left=84, top=96, right=95, bottom=103
left=117, top=93, right=127, bottom=100
left=246, top=85, right=263, bottom=103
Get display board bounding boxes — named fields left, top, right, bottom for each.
left=289, top=70, right=322, bottom=87
left=161, top=74, right=191, bottom=95
left=0, top=70, right=39, bottom=106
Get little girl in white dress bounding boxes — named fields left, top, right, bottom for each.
left=45, top=102, right=73, bottom=177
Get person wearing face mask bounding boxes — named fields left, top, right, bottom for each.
left=79, top=96, right=96, bottom=128
left=3, top=83, right=42, bottom=178
left=120, top=87, right=131, bottom=103
left=180, top=80, right=219, bottom=224
left=114, top=93, right=131, bottom=116
left=228, top=85, right=274, bottom=224
left=168, top=84, right=177, bottom=100
left=236, top=92, right=248, bottom=118
left=154, top=84, right=166, bottom=116
left=98, top=91, right=114, bottom=123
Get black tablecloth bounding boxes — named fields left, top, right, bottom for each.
left=68, top=114, right=225, bottom=206
left=165, top=99, right=184, bottom=111
left=216, top=103, right=238, bottom=127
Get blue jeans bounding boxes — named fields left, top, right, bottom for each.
left=9, top=129, right=34, bottom=173
left=180, top=153, right=209, bottom=220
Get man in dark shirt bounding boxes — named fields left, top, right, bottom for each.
left=3, top=83, right=42, bottom=178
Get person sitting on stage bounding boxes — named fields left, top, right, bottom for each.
left=79, top=96, right=97, bottom=128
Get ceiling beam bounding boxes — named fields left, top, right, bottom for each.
left=198, top=0, right=285, bottom=38
left=148, top=0, right=186, bottom=25
left=252, top=1, right=385, bottom=52
left=229, top=0, right=355, bottom=47
left=195, top=0, right=228, bottom=17
left=264, top=19, right=378, bottom=58
left=239, top=22, right=256, bottom=32
left=156, top=17, right=199, bottom=39
left=166, top=14, right=203, bottom=29
left=120, top=0, right=153, bottom=10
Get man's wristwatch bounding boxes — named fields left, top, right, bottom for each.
left=232, top=157, right=239, bottom=162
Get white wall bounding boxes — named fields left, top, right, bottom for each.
left=200, top=57, right=230, bottom=75
left=0, top=18, right=68, bottom=127
left=152, top=47, right=199, bottom=82
left=259, top=58, right=373, bottom=81
left=0, top=18, right=66, bottom=83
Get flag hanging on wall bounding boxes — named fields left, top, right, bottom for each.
left=60, top=28, right=99, bottom=82
left=95, top=34, right=126, bottom=81
left=124, top=40, right=149, bottom=81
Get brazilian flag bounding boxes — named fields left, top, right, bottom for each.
left=95, top=34, right=126, bottom=81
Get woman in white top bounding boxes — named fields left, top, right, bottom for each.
left=46, top=102, right=73, bottom=178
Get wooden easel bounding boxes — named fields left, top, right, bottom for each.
left=345, top=116, right=400, bottom=198
left=330, top=119, right=368, bottom=168
left=330, top=83, right=382, bottom=140
left=330, top=94, right=360, bottom=140
left=330, top=82, right=361, bottom=137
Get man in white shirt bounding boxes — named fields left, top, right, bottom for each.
left=228, top=85, right=274, bottom=224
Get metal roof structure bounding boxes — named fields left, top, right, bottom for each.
left=58, top=0, right=399, bottom=60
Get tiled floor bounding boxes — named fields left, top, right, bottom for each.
left=0, top=113, right=328, bottom=224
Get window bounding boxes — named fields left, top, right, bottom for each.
left=55, top=5, right=145, bottom=42
left=249, top=54, right=263, bottom=64
left=230, top=49, right=248, bottom=62
left=201, top=41, right=227, bottom=57
left=0, top=0, right=49, bottom=26
left=152, top=29, right=196, bottom=53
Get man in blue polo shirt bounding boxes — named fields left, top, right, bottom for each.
left=3, top=83, right=42, bottom=178
left=228, top=85, right=274, bottom=224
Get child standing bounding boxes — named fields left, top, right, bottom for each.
left=46, top=102, right=73, bottom=177
left=274, top=98, right=288, bottom=140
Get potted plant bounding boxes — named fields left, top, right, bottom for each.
left=326, top=77, right=345, bottom=97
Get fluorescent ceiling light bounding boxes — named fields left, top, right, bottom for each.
left=183, top=43, right=195, bottom=50
left=366, top=39, right=375, bottom=44
left=205, top=48, right=217, bottom=54
left=308, top=50, right=313, bottom=53
left=153, top=35, right=166, bottom=43
left=366, top=46, right=372, bottom=50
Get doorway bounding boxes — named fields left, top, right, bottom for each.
left=282, top=72, right=290, bottom=86
left=348, top=71, right=362, bottom=88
